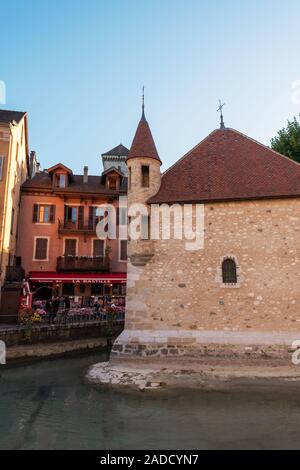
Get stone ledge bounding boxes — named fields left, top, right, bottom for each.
left=86, top=359, right=300, bottom=392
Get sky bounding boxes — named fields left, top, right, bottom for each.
left=1, top=0, right=300, bottom=174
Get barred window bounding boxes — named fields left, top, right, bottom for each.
left=222, top=258, right=237, bottom=284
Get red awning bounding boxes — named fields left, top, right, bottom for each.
left=28, top=272, right=127, bottom=284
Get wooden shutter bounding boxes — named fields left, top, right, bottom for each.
left=78, top=206, right=84, bottom=229
left=64, top=239, right=77, bottom=256
left=88, top=206, right=94, bottom=230
left=35, top=238, right=48, bottom=260
left=116, top=207, right=120, bottom=226
left=93, top=239, right=104, bottom=258
left=120, top=240, right=127, bottom=261
left=50, top=205, right=56, bottom=223
left=32, top=204, right=38, bottom=223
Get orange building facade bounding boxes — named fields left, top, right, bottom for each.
left=17, top=151, right=128, bottom=305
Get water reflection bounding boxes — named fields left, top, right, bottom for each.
left=0, top=353, right=300, bottom=450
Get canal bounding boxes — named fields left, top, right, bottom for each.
left=1, top=352, right=300, bottom=450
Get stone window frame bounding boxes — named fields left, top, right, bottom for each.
left=215, top=255, right=243, bottom=289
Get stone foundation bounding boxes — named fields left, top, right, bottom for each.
left=111, top=329, right=300, bottom=361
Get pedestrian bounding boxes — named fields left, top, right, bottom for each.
left=50, top=296, right=59, bottom=325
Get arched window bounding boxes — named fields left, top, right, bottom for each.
left=222, top=258, right=237, bottom=284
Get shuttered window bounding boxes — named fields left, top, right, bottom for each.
left=78, top=206, right=84, bottom=230
left=64, top=239, right=77, bottom=257
left=93, top=239, right=104, bottom=258
left=33, top=204, right=56, bottom=223
left=222, top=258, right=237, bottom=284
left=89, top=206, right=106, bottom=230
left=120, top=240, right=127, bottom=261
left=34, top=238, right=48, bottom=260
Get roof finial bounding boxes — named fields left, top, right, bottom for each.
left=217, top=100, right=226, bottom=129
left=141, top=86, right=146, bottom=121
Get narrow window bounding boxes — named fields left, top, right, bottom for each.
left=0, top=156, right=4, bottom=180
left=222, top=258, right=237, bottom=284
left=65, top=206, right=78, bottom=228
left=120, top=240, right=127, bottom=261
left=34, top=238, right=48, bottom=260
left=119, top=207, right=127, bottom=226
left=141, top=165, right=150, bottom=188
left=64, top=239, right=77, bottom=257
left=56, top=174, right=66, bottom=188
left=141, top=215, right=150, bottom=240
left=10, top=208, right=15, bottom=235
left=128, top=167, right=132, bottom=190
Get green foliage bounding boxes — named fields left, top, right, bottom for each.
left=19, top=307, right=42, bottom=342
left=271, top=115, right=300, bottom=163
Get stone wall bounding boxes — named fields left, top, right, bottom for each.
left=1, top=321, right=124, bottom=347
left=113, top=198, right=300, bottom=358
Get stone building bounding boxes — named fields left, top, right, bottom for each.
left=112, top=106, right=300, bottom=360
left=0, top=110, right=30, bottom=322
left=102, top=144, right=129, bottom=176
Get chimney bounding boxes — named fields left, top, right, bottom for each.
left=83, top=166, right=88, bottom=183
left=36, top=162, right=40, bottom=173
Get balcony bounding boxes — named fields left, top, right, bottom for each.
left=57, top=256, right=110, bottom=272
left=58, top=219, right=98, bottom=234
left=5, top=266, right=25, bottom=282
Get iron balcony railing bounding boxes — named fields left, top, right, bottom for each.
left=56, top=256, right=110, bottom=272
left=58, top=219, right=101, bottom=233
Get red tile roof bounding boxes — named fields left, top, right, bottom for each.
left=127, top=117, right=161, bottom=164
left=148, top=128, right=300, bottom=204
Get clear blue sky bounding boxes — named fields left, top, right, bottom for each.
left=1, top=0, right=300, bottom=174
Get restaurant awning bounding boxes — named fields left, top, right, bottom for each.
left=28, top=272, right=127, bottom=283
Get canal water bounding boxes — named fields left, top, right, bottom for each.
left=1, top=352, right=300, bottom=450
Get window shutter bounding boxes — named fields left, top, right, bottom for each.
left=88, top=207, right=94, bottom=230
left=116, top=207, right=120, bottom=226
left=93, top=239, right=104, bottom=258
left=35, top=238, right=48, bottom=260
left=65, top=239, right=77, bottom=257
left=32, top=204, right=38, bottom=223
left=78, top=206, right=84, bottom=229
left=50, top=205, right=56, bottom=223
left=120, top=240, right=127, bottom=261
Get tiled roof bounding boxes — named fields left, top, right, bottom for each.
left=127, top=116, right=161, bottom=164
left=102, top=144, right=130, bottom=157
left=22, top=171, right=127, bottom=194
left=148, top=128, right=300, bottom=204
left=0, top=109, right=26, bottom=124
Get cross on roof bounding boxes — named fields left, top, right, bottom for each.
left=217, top=100, right=226, bottom=129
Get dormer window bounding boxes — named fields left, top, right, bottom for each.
left=107, top=175, right=118, bottom=190
left=48, top=164, right=73, bottom=189
left=57, top=174, right=66, bottom=188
